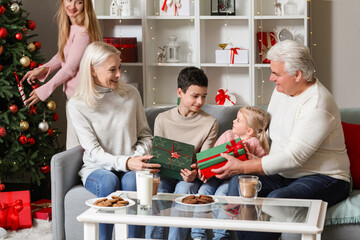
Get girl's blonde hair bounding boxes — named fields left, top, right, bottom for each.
left=240, top=106, right=271, bottom=153
left=56, top=0, right=102, bottom=62
left=72, top=41, right=127, bottom=108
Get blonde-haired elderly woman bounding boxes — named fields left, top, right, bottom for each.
left=68, top=41, right=161, bottom=240
left=214, top=40, right=351, bottom=240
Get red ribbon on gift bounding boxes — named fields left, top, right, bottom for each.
left=0, top=202, right=9, bottom=228
left=230, top=47, right=240, bottom=64
left=106, top=38, right=135, bottom=49
left=161, top=0, right=180, bottom=16
left=198, top=139, right=245, bottom=164
left=215, top=89, right=235, bottom=105
left=153, top=140, right=192, bottom=169
left=0, top=199, right=23, bottom=230
left=162, top=0, right=168, bottom=11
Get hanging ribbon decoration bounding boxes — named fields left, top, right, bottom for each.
left=215, top=89, right=236, bottom=105
left=15, top=71, right=28, bottom=107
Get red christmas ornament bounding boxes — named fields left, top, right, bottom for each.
left=9, top=104, right=18, bottom=113
left=0, top=126, right=6, bottom=137
left=41, top=165, right=50, bottom=174
left=52, top=113, right=59, bottom=121
left=18, top=135, right=28, bottom=144
left=0, top=27, right=7, bottom=39
left=0, top=45, right=3, bottom=55
left=32, top=83, right=40, bottom=89
left=0, top=5, right=5, bottom=15
left=30, top=61, right=37, bottom=69
left=15, top=32, right=23, bottom=40
left=34, top=41, right=41, bottom=50
left=0, top=64, right=2, bottom=71
left=0, top=183, right=5, bottom=191
left=27, top=20, right=36, bottom=30
left=27, top=136, right=35, bottom=145
left=48, top=128, right=54, bottom=136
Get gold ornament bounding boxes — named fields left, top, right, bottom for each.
left=218, top=43, right=228, bottom=50
left=20, top=120, right=29, bottom=131
left=47, top=100, right=56, bottom=111
left=20, top=56, right=31, bottom=67
left=10, top=3, right=20, bottom=12
left=38, top=120, right=49, bottom=132
left=27, top=43, right=36, bottom=52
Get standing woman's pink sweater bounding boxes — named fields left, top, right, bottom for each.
left=36, top=25, right=91, bottom=101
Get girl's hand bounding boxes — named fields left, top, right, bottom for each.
left=181, top=163, right=198, bottom=182
left=197, top=168, right=207, bottom=183
left=21, top=67, right=49, bottom=85
left=126, top=155, right=161, bottom=175
left=26, top=90, right=41, bottom=107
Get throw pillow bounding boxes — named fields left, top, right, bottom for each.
left=342, top=122, right=360, bottom=189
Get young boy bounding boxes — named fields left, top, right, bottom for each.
left=146, top=67, right=219, bottom=240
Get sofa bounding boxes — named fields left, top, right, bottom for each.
left=51, top=105, right=360, bottom=240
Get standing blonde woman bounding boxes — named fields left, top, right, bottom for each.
left=21, top=0, right=102, bottom=149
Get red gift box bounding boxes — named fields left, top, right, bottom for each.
left=31, top=199, right=51, bottom=221
left=257, top=32, right=276, bottom=63
left=0, top=190, right=32, bottom=230
left=103, top=37, right=138, bottom=62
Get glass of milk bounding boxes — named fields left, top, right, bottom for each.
left=136, top=172, right=153, bottom=209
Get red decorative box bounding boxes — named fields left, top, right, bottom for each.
left=257, top=32, right=276, bottom=63
left=0, top=190, right=32, bottom=230
left=197, top=138, right=247, bottom=179
left=31, top=199, right=51, bottom=221
left=103, top=37, right=138, bottom=62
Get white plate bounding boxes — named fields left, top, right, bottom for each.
left=86, top=197, right=135, bottom=211
left=175, top=195, right=219, bottom=207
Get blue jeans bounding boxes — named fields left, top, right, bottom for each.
left=228, top=174, right=350, bottom=240
left=145, top=175, right=202, bottom=239
left=85, top=169, right=140, bottom=240
left=191, top=177, right=230, bottom=240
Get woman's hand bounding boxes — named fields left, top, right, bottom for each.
left=126, top=155, right=161, bottom=175
left=197, top=168, right=207, bottom=183
left=21, top=67, right=49, bottom=85
left=181, top=163, right=198, bottom=182
left=26, top=90, right=41, bottom=107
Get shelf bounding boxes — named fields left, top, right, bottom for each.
left=200, top=16, right=250, bottom=20
left=97, top=15, right=142, bottom=20
left=122, top=62, right=143, bottom=67
left=147, top=16, right=195, bottom=20
left=254, top=63, right=271, bottom=68
left=254, top=15, right=306, bottom=20
left=201, top=63, right=250, bottom=68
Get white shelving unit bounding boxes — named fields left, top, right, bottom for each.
left=92, top=0, right=309, bottom=107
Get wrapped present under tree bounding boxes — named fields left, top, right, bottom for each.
left=31, top=199, right=51, bottom=221
left=0, top=190, right=32, bottom=231
left=150, top=136, right=194, bottom=180
left=197, top=138, right=247, bottom=179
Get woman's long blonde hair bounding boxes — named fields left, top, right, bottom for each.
left=56, top=0, right=102, bottom=61
left=240, top=106, right=271, bottom=153
left=72, top=41, right=127, bottom=109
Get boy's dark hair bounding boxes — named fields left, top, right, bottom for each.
left=177, top=67, right=208, bottom=93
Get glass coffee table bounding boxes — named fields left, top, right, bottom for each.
left=77, top=191, right=327, bottom=240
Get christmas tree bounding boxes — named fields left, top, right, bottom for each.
left=0, top=0, right=63, bottom=190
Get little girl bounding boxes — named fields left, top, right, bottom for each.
left=191, top=106, right=271, bottom=240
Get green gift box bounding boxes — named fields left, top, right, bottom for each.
left=150, top=136, right=194, bottom=180
left=196, top=138, right=247, bottom=179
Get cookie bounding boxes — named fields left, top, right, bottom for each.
left=93, top=195, right=130, bottom=207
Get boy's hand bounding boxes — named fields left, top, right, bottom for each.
left=180, top=163, right=198, bottom=182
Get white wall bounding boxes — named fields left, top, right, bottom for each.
left=22, top=0, right=360, bottom=147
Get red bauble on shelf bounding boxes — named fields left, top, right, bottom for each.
left=18, top=135, right=28, bottom=144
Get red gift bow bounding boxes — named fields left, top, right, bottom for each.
left=198, top=139, right=245, bottom=164
left=230, top=47, right=240, bottom=64
left=0, top=199, right=23, bottom=230
left=215, top=89, right=235, bottom=105
left=153, top=140, right=192, bottom=169
left=0, top=202, right=9, bottom=228
left=105, top=38, right=135, bottom=49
